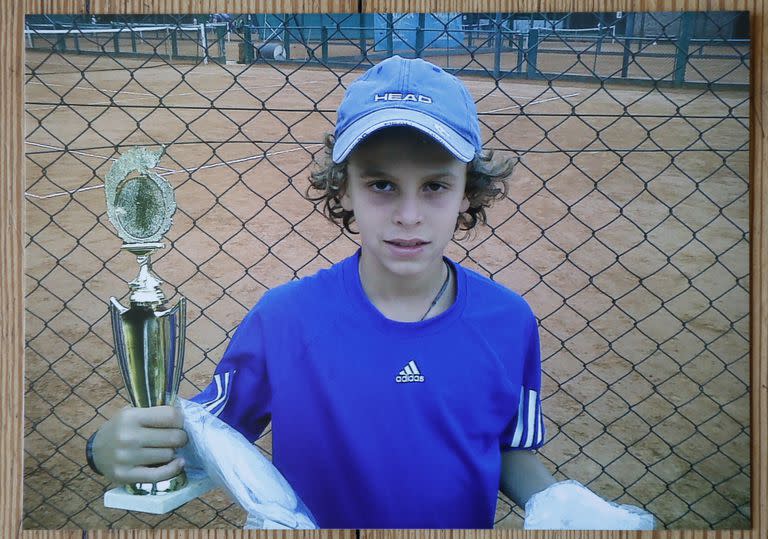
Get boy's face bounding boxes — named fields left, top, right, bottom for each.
left=342, top=128, right=470, bottom=277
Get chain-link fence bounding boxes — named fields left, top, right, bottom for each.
left=23, top=11, right=750, bottom=530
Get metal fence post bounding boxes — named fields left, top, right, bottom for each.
left=527, top=28, right=539, bottom=79
left=493, top=12, right=502, bottom=79
left=516, top=33, right=525, bottom=73
left=130, top=27, right=137, bottom=54
left=621, top=13, right=636, bottom=79
left=359, top=12, right=367, bottom=59
left=171, top=27, right=178, bottom=59
left=674, top=12, right=694, bottom=86
left=321, top=25, right=328, bottom=63
left=283, top=14, right=291, bottom=60
left=386, top=13, right=394, bottom=57
left=415, top=14, right=425, bottom=57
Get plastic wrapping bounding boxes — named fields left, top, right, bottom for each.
left=524, top=480, right=655, bottom=530
left=176, top=397, right=317, bottom=529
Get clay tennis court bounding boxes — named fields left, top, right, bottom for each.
left=23, top=40, right=750, bottom=530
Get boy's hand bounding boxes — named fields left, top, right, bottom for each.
left=91, top=405, right=188, bottom=484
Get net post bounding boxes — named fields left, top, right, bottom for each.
left=526, top=28, right=539, bottom=79
left=200, top=23, right=209, bottom=64
left=621, top=13, right=636, bottom=79
left=674, top=12, right=694, bottom=87
left=243, top=23, right=253, bottom=63
left=321, top=26, right=328, bottom=63
left=216, top=25, right=226, bottom=62
left=386, top=13, right=394, bottom=57
left=416, top=13, right=425, bottom=58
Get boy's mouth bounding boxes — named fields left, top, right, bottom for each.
left=385, top=239, right=429, bottom=247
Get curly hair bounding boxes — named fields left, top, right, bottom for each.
left=306, top=128, right=516, bottom=237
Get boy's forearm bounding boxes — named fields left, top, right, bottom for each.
left=499, top=450, right=556, bottom=507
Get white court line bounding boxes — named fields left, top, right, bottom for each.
left=25, top=141, right=176, bottom=172
left=157, top=144, right=323, bottom=177
left=26, top=81, right=156, bottom=97
left=25, top=79, right=322, bottom=109
left=24, top=142, right=322, bottom=199
left=25, top=184, right=106, bottom=200
left=481, top=92, right=580, bottom=114
left=160, top=80, right=321, bottom=99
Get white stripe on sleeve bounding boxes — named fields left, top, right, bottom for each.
left=510, top=391, right=526, bottom=447
left=524, top=389, right=537, bottom=447
left=536, top=400, right=545, bottom=445
left=202, top=371, right=233, bottom=416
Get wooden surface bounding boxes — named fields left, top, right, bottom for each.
left=23, top=1, right=358, bottom=14
left=4, top=0, right=766, bottom=538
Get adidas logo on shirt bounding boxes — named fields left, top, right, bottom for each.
left=395, top=360, right=425, bottom=383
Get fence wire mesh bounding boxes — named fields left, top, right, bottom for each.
left=23, top=11, right=750, bottom=530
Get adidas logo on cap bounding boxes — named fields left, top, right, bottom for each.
left=396, top=360, right=425, bottom=383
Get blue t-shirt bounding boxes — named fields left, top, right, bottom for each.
left=192, top=250, right=544, bottom=528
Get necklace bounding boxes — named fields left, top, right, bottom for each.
left=420, top=260, right=451, bottom=321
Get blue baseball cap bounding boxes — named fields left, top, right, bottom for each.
left=332, top=55, right=482, bottom=163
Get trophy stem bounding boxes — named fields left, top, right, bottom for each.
left=124, top=242, right=166, bottom=307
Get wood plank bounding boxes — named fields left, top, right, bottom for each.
left=7, top=1, right=766, bottom=539
left=24, top=1, right=358, bottom=14
left=1, top=3, right=24, bottom=539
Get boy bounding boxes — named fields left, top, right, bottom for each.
left=88, top=55, right=557, bottom=528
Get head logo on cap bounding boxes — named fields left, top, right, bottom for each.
left=374, top=92, right=433, bottom=104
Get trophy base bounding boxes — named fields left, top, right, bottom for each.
left=104, top=475, right=215, bottom=514
left=126, top=471, right=188, bottom=495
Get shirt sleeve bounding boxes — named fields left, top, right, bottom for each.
left=190, top=305, right=272, bottom=443
left=501, top=314, right=546, bottom=451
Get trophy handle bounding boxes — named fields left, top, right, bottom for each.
left=156, top=297, right=187, bottom=405
left=109, top=297, right=138, bottom=407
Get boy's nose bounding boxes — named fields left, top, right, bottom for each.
left=393, top=195, right=423, bottom=226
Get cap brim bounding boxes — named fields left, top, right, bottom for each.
left=332, top=108, right=476, bottom=163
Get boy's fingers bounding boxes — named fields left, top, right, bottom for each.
left=131, top=406, right=185, bottom=429
left=140, top=427, right=188, bottom=449
left=131, top=448, right=178, bottom=466
left=119, top=458, right=185, bottom=484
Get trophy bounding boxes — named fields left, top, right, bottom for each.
left=102, top=147, right=212, bottom=514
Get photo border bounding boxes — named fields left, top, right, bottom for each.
left=2, top=1, right=765, bottom=538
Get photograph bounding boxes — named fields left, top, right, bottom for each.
left=18, top=7, right=752, bottom=532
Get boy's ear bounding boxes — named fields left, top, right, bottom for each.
left=460, top=196, right=470, bottom=213
left=341, top=191, right=353, bottom=212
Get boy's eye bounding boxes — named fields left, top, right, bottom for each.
left=424, top=182, right=446, bottom=192
left=369, top=180, right=394, bottom=192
